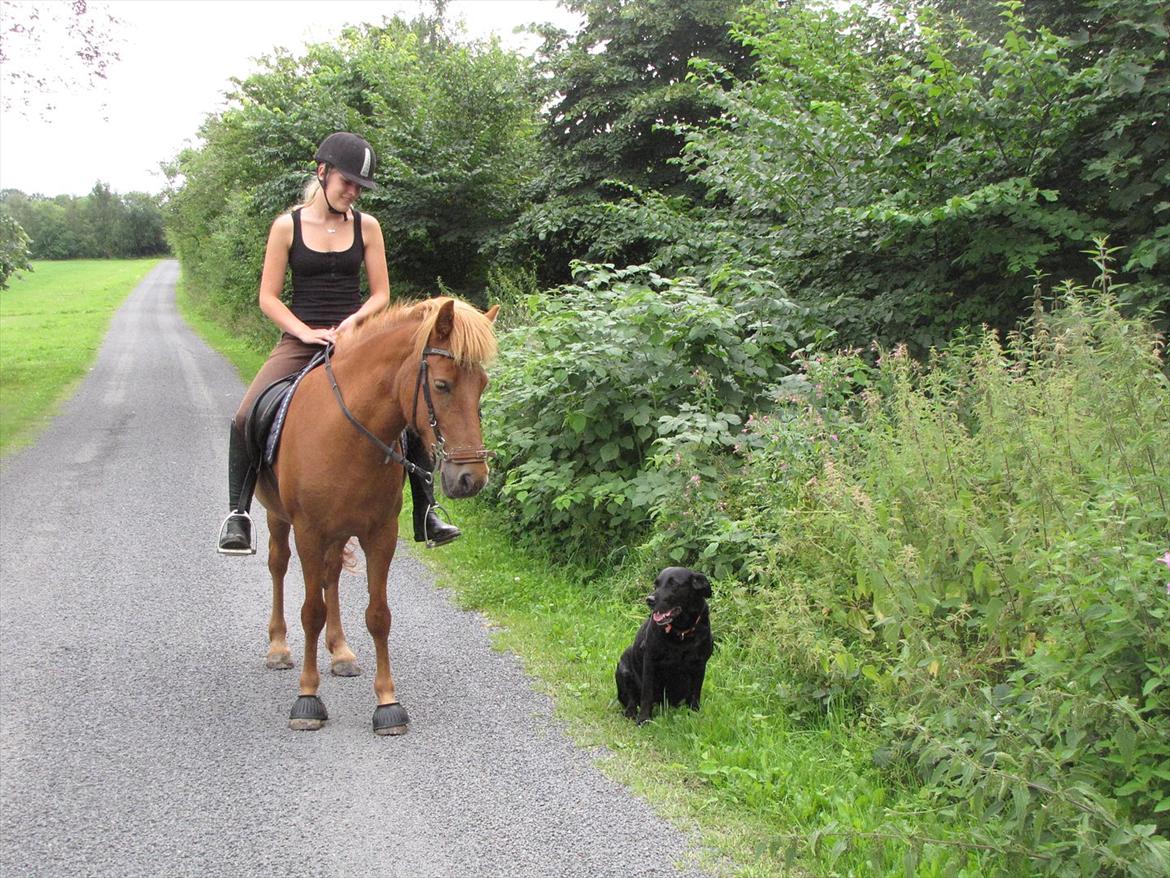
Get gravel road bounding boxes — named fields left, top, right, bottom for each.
left=0, top=260, right=713, bottom=877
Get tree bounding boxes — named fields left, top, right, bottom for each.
left=0, top=208, right=32, bottom=289
left=493, top=0, right=758, bottom=284
left=1, top=186, right=169, bottom=259
left=166, top=9, right=543, bottom=322
left=670, top=0, right=1168, bottom=350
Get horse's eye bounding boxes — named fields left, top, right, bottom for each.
left=434, top=379, right=451, bottom=393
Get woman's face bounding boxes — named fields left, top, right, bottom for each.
left=318, top=165, right=361, bottom=210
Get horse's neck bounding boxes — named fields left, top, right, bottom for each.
left=331, top=322, right=417, bottom=437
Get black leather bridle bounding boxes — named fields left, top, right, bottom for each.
left=322, top=342, right=491, bottom=484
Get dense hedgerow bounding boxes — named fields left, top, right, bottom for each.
left=482, top=261, right=823, bottom=558
left=638, top=257, right=1169, bottom=874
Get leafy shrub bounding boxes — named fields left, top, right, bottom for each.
left=646, top=255, right=1169, bottom=873
left=483, top=261, right=818, bottom=559
left=0, top=210, right=32, bottom=290
left=675, top=0, right=1170, bottom=351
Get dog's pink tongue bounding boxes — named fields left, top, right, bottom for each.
left=652, top=607, right=679, bottom=624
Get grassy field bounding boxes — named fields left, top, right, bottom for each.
left=0, top=259, right=160, bottom=455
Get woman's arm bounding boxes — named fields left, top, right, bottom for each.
left=336, top=213, right=391, bottom=334
left=257, top=214, right=336, bottom=345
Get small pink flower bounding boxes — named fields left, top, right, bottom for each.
left=1158, top=552, right=1170, bottom=570
left=829, top=434, right=839, bottom=442
left=690, top=474, right=701, bottom=486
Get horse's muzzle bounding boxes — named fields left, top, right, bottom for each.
left=439, top=450, right=491, bottom=499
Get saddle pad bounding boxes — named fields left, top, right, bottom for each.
left=244, top=350, right=326, bottom=469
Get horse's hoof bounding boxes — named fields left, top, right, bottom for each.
left=330, top=660, right=362, bottom=677
left=266, top=654, right=294, bottom=670
left=288, top=695, right=328, bottom=731
left=373, top=702, right=409, bottom=736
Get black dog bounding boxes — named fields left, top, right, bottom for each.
left=615, top=567, right=713, bottom=724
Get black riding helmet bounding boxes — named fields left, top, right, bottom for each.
left=314, top=132, right=378, bottom=190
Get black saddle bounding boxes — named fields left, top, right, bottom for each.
left=243, top=351, right=326, bottom=469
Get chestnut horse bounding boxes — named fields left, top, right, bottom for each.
left=255, top=297, right=498, bottom=735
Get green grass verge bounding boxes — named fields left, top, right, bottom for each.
left=0, top=259, right=161, bottom=456
left=408, top=501, right=998, bottom=878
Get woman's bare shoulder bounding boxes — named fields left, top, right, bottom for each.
left=358, top=210, right=383, bottom=237
left=268, top=212, right=295, bottom=243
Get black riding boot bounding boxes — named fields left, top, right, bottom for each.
left=218, top=423, right=257, bottom=555
left=405, top=430, right=460, bottom=547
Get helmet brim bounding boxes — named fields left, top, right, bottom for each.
left=335, top=167, right=378, bottom=190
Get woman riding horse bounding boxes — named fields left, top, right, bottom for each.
left=261, top=295, right=497, bottom=734
left=218, top=132, right=459, bottom=554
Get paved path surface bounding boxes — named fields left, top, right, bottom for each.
left=0, top=261, right=712, bottom=877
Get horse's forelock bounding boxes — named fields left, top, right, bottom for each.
left=338, top=298, right=497, bottom=366
left=409, top=298, right=498, bottom=366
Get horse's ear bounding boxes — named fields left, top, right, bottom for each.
left=484, top=304, right=500, bottom=324
left=433, top=298, right=456, bottom=344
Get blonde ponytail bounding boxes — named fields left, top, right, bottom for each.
left=294, top=174, right=323, bottom=211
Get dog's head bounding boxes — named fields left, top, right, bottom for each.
left=646, top=567, right=711, bottom=627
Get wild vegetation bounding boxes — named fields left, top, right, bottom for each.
left=167, top=0, right=1168, bottom=874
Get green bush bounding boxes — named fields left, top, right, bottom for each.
left=671, top=0, right=1170, bottom=351
left=0, top=210, right=32, bottom=290
left=650, top=257, right=1169, bottom=873
left=484, top=261, right=819, bottom=559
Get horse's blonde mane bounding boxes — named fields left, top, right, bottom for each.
left=340, top=297, right=497, bottom=365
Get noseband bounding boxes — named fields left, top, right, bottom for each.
left=323, top=343, right=492, bottom=484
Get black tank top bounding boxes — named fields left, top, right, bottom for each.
left=288, top=207, right=364, bottom=328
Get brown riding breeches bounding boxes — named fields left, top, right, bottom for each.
left=233, top=334, right=326, bottom=432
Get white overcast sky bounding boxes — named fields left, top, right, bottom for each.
left=0, top=0, right=581, bottom=197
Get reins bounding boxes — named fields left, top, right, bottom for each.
left=322, top=340, right=492, bottom=483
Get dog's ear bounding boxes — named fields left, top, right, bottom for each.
left=690, top=571, right=712, bottom=598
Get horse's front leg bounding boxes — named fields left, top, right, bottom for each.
left=265, top=512, right=294, bottom=670
left=287, top=529, right=331, bottom=731
left=323, top=541, right=361, bottom=677
left=360, top=524, right=409, bottom=736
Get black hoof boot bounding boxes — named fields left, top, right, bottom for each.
left=218, top=511, right=255, bottom=555
left=289, top=695, right=328, bottom=731
left=373, top=702, right=409, bottom=736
